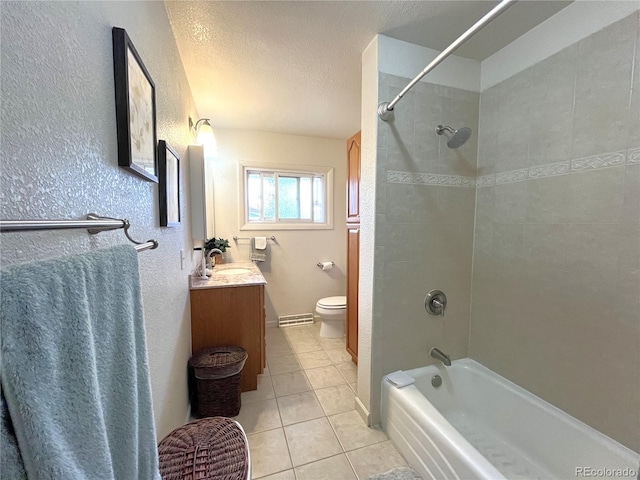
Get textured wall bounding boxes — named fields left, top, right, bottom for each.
left=357, top=36, right=379, bottom=422
left=470, top=13, right=640, bottom=450
left=1, top=1, right=198, bottom=439
left=208, top=129, right=347, bottom=325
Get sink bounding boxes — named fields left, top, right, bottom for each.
left=215, top=268, right=252, bottom=276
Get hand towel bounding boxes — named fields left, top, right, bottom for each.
left=0, top=245, right=161, bottom=480
left=386, top=370, right=415, bottom=388
left=250, top=237, right=267, bottom=262
left=254, top=236, right=267, bottom=250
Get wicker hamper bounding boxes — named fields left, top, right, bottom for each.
left=158, top=417, right=250, bottom=480
left=189, top=346, right=247, bottom=417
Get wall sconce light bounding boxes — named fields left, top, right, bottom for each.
left=189, top=117, right=217, bottom=151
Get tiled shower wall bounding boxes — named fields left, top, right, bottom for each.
left=371, top=73, right=479, bottom=422
left=469, top=13, right=640, bottom=451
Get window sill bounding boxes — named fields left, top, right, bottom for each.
left=240, top=222, right=333, bottom=231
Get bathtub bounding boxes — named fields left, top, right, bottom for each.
left=381, top=359, right=639, bottom=480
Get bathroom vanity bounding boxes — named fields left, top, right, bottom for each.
left=189, top=262, right=267, bottom=392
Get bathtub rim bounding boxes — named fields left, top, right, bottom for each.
left=383, top=357, right=640, bottom=479
left=406, top=358, right=639, bottom=462
left=382, top=371, right=505, bottom=479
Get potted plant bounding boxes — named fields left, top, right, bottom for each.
left=204, top=237, right=231, bottom=264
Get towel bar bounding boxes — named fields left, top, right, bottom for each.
left=0, top=214, right=159, bottom=252
left=233, top=235, right=276, bottom=242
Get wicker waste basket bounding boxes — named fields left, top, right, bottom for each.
left=158, top=416, right=250, bottom=480
left=189, top=346, right=247, bottom=417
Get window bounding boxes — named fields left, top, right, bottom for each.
left=241, top=165, right=333, bottom=230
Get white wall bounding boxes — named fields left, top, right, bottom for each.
left=210, top=129, right=348, bottom=325
left=378, top=35, right=480, bottom=92
left=1, top=1, right=198, bottom=439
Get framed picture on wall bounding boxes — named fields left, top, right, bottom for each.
left=112, top=27, right=158, bottom=183
left=158, top=140, right=181, bottom=227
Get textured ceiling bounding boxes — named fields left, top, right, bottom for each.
left=165, top=1, right=571, bottom=140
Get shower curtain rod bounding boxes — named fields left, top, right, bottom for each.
left=378, top=0, right=517, bottom=121
left=0, top=214, right=159, bottom=252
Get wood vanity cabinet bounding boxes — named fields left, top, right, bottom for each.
left=190, top=284, right=266, bottom=392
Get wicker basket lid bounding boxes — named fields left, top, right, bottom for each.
left=158, top=417, right=249, bottom=480
left=189, top=346, right=247, bottom=379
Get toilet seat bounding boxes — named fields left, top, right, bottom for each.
left=316, top=296, right=347, bottom=310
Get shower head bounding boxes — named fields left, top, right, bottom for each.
left=435, top=125, right=472, bottom=149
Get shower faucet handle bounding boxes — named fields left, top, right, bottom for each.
left=432, top=298, right=445, bottom=316
left=425, top=290, right=447, bottom=317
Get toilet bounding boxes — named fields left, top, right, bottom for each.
left=315, top=296, right=347, bottom=338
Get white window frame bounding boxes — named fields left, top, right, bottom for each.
left=239, top=162, right=334, bottom=231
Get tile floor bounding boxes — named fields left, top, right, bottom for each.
left=232, top=323, right=408, bottom=479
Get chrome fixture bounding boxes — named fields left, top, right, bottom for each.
left=195, top=247, right=223, bottom=279
left=207, top=248, right=223, bottom=266
left=425, top=289, right=447, bottom=317
left=436, top=125, right=472, bottom=149
left=431, top=375, right=443, bottom=388
left=378, top=0, right=517, bottom=121
left=233, top=235, right=276, bottom=242
left=0, top=214, right=158, bottom=252
left=430, top=347, right=451, bottom=367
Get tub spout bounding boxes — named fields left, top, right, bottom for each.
left=430, top=347, right=451, bottom=366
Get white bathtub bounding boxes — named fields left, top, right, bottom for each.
left=381, top=359, right=639, bottom=480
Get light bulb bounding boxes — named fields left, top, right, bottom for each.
left=196, top=120, right=218, bottom=159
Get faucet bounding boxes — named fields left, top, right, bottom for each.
left=198, top=247, right=223, bottom=279
left=207, top=248, right=223, bottom=266
left=430, top=347, right=451, bottom=366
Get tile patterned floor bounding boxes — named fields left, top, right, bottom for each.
left=233, top=323, right=408, bottom=479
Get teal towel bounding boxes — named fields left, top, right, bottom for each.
left=1, top=245, right=161, bottom=479
left=1, top=386, right=26, bottom=479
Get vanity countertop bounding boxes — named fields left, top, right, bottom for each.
left=189, top=262, right=267, bottom=290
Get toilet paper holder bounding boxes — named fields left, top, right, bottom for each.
left=317, top=261, right=335, bottom=269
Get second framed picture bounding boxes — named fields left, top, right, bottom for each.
left=158, top=140, right=181, bottom=227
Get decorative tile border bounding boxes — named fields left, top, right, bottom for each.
left=495, top=168, right=528, bottom=185
left=528, top=160, right=570, bottom=179
left=475, top=174, right=495, bottom=187
left=387, top=171, right=476, bottom=187
left=386, top=148, right=639, bottom=188
left=571, top=150, right=626, bottom=172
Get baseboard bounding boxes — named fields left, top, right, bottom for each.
left=354, top=395, right=372, bottom=427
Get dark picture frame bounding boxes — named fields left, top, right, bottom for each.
left=158, top=140, right=181, bottom=227
left=112, top=27, right=158, bottom=183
